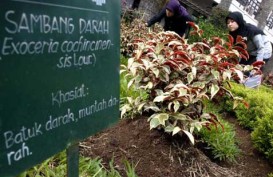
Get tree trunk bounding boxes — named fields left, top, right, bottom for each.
left=217, top=0, right=233, bottom=10
left=255, top=0, right=273, bottom=75
left=263, top=43, right=273, bottom=75
left=255, top=0, right=273, bottom=29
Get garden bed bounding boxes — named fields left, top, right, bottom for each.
left=80, top=116, right=273, bottom=177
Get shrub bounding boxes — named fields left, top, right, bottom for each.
left=120, top=21, right=249, bottom=145
left=189, top=17, right=228, bottom=44
left=223, top=83, right=273, bottom=129
left=220, top=82, right=273, bottom=162
left=199, top=100, right=240, bottom=162
left=199, top=122, right=240, bottom=162
left=251, top=116, right=273, bottom=162
left=120, top=55, right=148, bottom=118
left=208, top=7, right=229, bottom=31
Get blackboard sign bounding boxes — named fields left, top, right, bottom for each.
left=0, top=0, right=120, bottom=176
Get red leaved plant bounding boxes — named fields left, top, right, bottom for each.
left=120, top=23, right=249, bottom=144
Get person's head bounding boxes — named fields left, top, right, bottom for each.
left=166, top=8, right=174, bottom=17
left=226, top=18, right=239, bottom=32
left=225, top=11, right=245, bottom=32
left=165, top=0, right=180, bottom=17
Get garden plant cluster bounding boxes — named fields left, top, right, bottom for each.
left=120, top=11, right=273, bottom=165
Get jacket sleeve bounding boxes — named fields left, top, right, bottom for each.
left=252, top=34, right=265, bottom=61
left=147, top=8, right=166, bottom=27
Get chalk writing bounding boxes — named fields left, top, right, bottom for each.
left=51, top=84, right=88, bottom=107
left=1, top=10, right=113, bottom=71
left=60, top=37, right=113, bottom=53
left=4, top=123, right=42, bottom=165
left=4, top=123, right=43, bottom=149
left=57, top=53, right=96, bottom=69
left=7, top=143, right=32, bottom=165
left=4, top=10, right=110, bottom=35
left=45, top=108, right=75, bottom=131
left=79, top=99, right=107, bottom=119
left=5, top=10, right=75, bottom=34
left=2, top=96, right=118, bottom=165
left=2, top=37, right=59, bottom=55
left=78, top=96, right=119, bottom=119
left=2, top=36, right=113, bottom=57
left=79, top=18, right=109, bottom=34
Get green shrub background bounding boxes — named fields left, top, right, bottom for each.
left=221, top=83, right=273, bottom=162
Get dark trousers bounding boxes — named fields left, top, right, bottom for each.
left=239, top=55, right=256, bottom=65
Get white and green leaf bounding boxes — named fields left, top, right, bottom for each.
left=210, top=84, right=219, bottom=99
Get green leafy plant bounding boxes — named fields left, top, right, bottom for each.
left=18, top=151, right=138, bottom=177
left=199, top=100, right=240, bottom=162
left=120, top=55, right=148, bottom=116
left=189, top=16, right=228, bottom=44
left=222, top=82, right=273, bottom=129
left=219, top=82, right=273, bottom=162
left=251, top=116, right=273, bottom=162
left=123, top=159, right=139, bottom=177
left=207, top=7, right=229, bottom=31
left=199, top=122, right=240, bottom=162
left=120, top=22, right=249, bottom=145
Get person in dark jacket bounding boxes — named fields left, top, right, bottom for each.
left=146, top=0, right=194, bottom=38
left=226, top=11, right=272, bottom=66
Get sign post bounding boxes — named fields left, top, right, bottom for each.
left=0, top=1, right=120, bottom=176
left=67, top=143, right=79, bottom=177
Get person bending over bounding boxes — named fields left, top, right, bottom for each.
left=146, top=0, right=194, bottom=38
left=226, top=11, right=272, bottom=66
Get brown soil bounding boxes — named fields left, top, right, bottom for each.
left=80, top=115, right=273, bottom=177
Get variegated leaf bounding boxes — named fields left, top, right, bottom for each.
left=172, top=127, right=182, bottom=136
left=153, top=95, right=169, bottom=102
left=173, top=101, right=180, bottom=113
left=210, top=84, right=219, bottom=99
left=127, top=79, right=134, bottom=89
left=192, top=82, right=206, bottom=89
left=120, top=105, right=132, bottom=118
left=168, top=102, right=173, bottom=111
left=187, top=73, right=194, bottom=84
left=149, top=117, right=160, bottom=129
left=165, top=125, right=175, bottom=133
left=211, top=70, right=220, bottom=80
left=178, top=88, right=188, bottom=97
left=183, top=130, right=195, bottom=145
left=223, top=71, right=232, bottom=81
left=127, top=58, right=135, bottom=68
left=192, top=67, right=197, bottom=77
left=153, top=113, right=169, bottom=126
left=137, top=103, right=146, bottom=111
left=144, top=105, right=160, bottom=112
left=172, top=113, right=188, bottom=120
left=234, top=69, right=244, bottom=83
left=152, top=68, right=160, bottom=78
left=162, top=65, right=171, bottom=74
left=142, top=59, right=151, bottom=69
